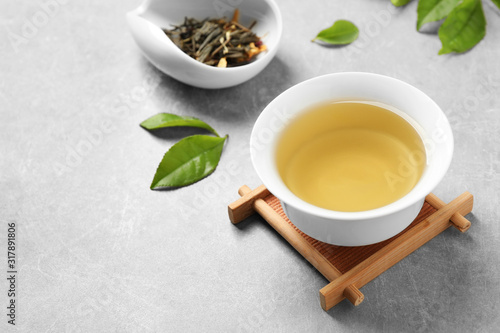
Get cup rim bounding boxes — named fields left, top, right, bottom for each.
left=250, top=72, right=454, bottom=221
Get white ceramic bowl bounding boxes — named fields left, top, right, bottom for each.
left=250, top=72, right=454, bottom=246
left=126, top=0, right=282, bottom=89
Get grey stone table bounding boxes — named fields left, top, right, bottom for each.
left=1, top=0, right=499, bottom=332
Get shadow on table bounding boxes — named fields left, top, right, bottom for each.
left=141, top=55, right=294, bottom=124
left=322, top=212, right=494, bottom=332
left=234, top=206, right=492, bottom=332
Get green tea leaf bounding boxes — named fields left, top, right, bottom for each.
left=312, top=20, right=359, bottom=45
left=150, top=135, right=227, bottom=189
left=438, top=0, right=486, bottom=55
left=140, top=113, right=219, bottom=136
left=492, top=0, right=500, bottom=9
left=391, top=0, right=413, bottom=6
left=417, top=0, right=461, bottom=31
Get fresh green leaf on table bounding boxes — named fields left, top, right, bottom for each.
left=150, top=135, right=227, bottom=189
left=417, top=0, right=461, bottom=30
left=391, top=0, right=413, bottom=6
left=140, top=113, right=219, bottom=136
left=438, top=0, right=486, bottom=55
left=312, top=20, right=359, bottom=45
left=492, top=0, right=500, bottom=9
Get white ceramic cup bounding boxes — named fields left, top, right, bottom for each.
left=250, top=72, right=454, bottom=246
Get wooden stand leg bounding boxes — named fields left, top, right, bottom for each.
left=426, top=193, right=472, bottom=232
left=228, top=185, right=270, bottom=224
left=229, top=185, right=364, bottom=307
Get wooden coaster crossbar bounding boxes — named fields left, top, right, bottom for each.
left=228, top=185, right=473, bottom=311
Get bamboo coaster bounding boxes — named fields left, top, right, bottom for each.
left=228, top=185, right=473, bottom=311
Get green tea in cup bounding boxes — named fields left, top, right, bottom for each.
left=276, top=101, right=426, bottom=212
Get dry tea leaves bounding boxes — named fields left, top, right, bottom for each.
left=438, top=0, right=486, bottom=55
left=140, top=113, right=219, bottom=136
left=150, top=135, right=227, bottom=189
left=312, top=20, right=359, bottom=45
left=417, top=0, right=461, bottom=31
left=163, top=9, right=267, bottom=67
